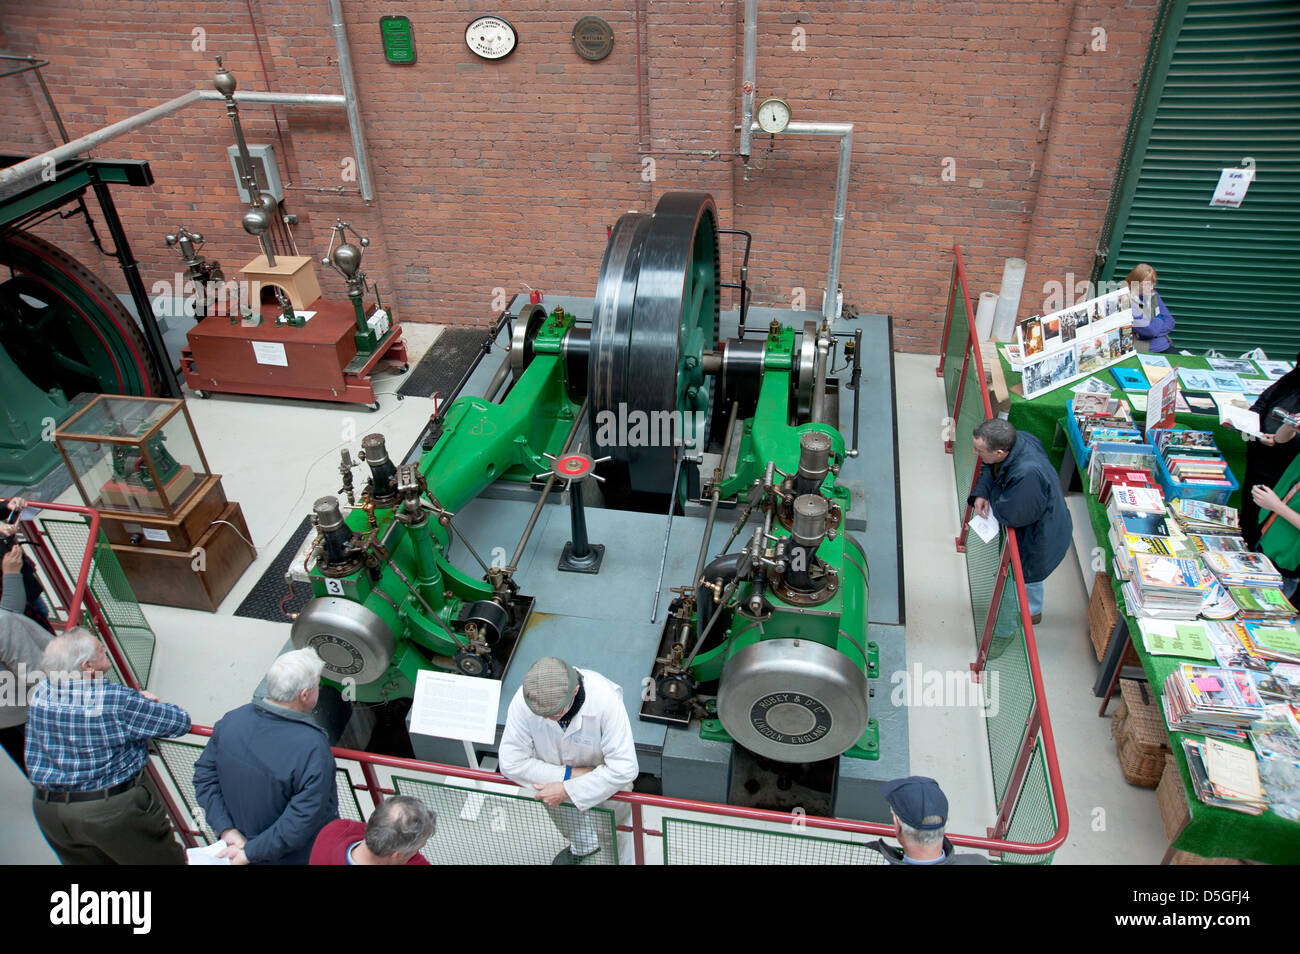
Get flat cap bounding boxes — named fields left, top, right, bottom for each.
left=522, top=657, right=579, bottom=718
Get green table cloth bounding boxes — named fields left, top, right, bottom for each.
left=996, top=349, right=1300, bottom=864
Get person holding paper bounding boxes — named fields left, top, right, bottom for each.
left=1243, top=353, right=1300, bottom=548
left=1126, top=264, right=1175, bottom=354
left=0, top=496, right=53, bottom=634
left=193, top=648, right=338, bottom=865
left=969, top=419, right=1073, bottom=624
left=1252, top=449, right=1300, bottom=600
left=499, top=657, right=639, bottom=864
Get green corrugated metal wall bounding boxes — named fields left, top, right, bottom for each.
left=1094, top=0, right=1300, bottom=356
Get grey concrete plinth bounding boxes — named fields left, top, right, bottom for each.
left=660, top=720, right=733, bottom=805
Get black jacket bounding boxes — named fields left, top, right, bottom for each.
left=968, top=431, right=1073, bottom=583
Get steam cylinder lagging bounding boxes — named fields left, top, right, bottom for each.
left=362, top=433, right=398, bottom=504
left=794, top=431, right=832, bottom=497
left=786, top=494, right=828, bottom=591
left=314, top=496, right=354, bottom=568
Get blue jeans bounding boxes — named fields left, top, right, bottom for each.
left=1025, top=581, right=1044, bottom=619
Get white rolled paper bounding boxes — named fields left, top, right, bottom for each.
left=975, top=291, right=998, bottom=341
left=990, top=258, right=1027, bottom=342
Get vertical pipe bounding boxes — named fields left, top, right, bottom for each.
left=822, top=127, right=852, bottom=321
left=328, top=0, right=374, bottom=201
left=568, top=483, right=592, bottom=559
left=86, top=170, right=182, bottom=397
left=740, top=0, right=757, bottom=157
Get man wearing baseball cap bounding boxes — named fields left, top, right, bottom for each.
left=499, top=657, right=639, bottom=864
left=869, top=775, right=989, bottom=865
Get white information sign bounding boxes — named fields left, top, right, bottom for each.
left=409, top=670, right=502, bottom=744
left=141, top=527, right=171, bottom=543
left=251, top=340, right=288, bottom=366
left=1209, top=167, right=1252, bottom=208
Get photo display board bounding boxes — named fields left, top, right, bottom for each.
left=1017, top=287, right=1136, bottom=400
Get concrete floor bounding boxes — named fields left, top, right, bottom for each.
left=0, top=340, right=1169, bottom=864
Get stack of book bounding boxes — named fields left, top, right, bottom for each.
left=1072, top=394, right=1142, bottom=446
left=1170, top=499, right=1241, bottom=536
left=1227, top=585, right=1299, bottom=621
left=1239, top=621, right=1300, bottom=665
left=1150, top=429, right=1233, bottom=487
left=1181, top=738, right=1267, bottom=815
left=1107, top=484, right=1168, bottom=536
left=1086, top=442, right=1159, bottom=496
left=1201, top=550, right=1285, bottom=589
left=1121, top=552, right=1212, bottom=618
left=1162, top=663, right=1265, bottom=741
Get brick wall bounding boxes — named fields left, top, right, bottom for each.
left=0, top=0, right=1156, bottom=353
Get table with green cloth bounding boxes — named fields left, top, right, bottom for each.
left=996, top=349, right=1300, bottom=864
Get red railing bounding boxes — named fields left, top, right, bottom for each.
left=16, top=500, right=197, bottom=853
left=16, top=478, right=1065, bottom=861
left=175, top=724, right=1060, bottom=860
left=938, top=245, right=1070, bottom=851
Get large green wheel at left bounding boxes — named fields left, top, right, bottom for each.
left=0, top=231, right=163, bottom=398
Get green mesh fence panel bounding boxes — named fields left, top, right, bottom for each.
left=663, top=817, right=886, bottom=865
left=996, top=742, right=1057, bottom=866
left=942, top=303, right=969, bottom=414
left=393, top=775, right=619, bottom=865
left=981, top=573, right=1035, bottom=806
left=40, top=516, right=156, bottom=688
left=951, top=355, right=988, bottom=530
left=153, top=739, right=365, bottom=843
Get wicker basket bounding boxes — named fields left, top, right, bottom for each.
left=1156, top=753, right=1189, bottom=842
left=1115, top=679, right=1168, bottom=787
left=1088, top=572, right=1118, bottom=661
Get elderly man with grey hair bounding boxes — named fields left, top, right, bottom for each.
left=310, top=795, right=437, bottom=865
left=26, top=627, right=191, bottom=864
left=868, top=776, right=989, bottom=865
left=193, top=648, right=338, bottom=865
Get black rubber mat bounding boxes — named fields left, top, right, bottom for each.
left=397, top=327, right=489, bottom=399
left=233, top=516, right=313, bottom=622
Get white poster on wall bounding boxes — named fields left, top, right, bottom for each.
left=1209, top=167, right=1253, bottom=208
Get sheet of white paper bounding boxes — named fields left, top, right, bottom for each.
left=187, top=842, right=232, bottom=866
left=251, top=340, right=288, bottom=367
left=1209, top=167, right=1253, bottom=208
left=409, top=670, right=503, bottom=744
left=1219, top=403, right=1262, bottom=438
left=292, top=310, right=316, bottom=322
left=968, top=509, right=999, bottom=544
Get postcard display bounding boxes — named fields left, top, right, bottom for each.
left=1016, top=287, right=1137, bottom=400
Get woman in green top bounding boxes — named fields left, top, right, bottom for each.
left=1253, top=419, right=1300, bottom=600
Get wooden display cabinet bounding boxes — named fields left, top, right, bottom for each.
left=54, top=395, right=255, bottom=611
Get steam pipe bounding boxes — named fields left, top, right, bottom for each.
left=327, top=0, right=374, bottom=201
left=739, top=0, right=757, bottom=157
left=745, top=120, right=853, bottom=322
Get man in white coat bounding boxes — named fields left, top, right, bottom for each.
left=499, top=656, right=639, bottom=864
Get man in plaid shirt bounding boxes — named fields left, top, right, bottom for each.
left=26, top=627, right=191, bottom=864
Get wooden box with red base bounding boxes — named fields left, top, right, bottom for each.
left=181, top=297, right=408, bottom=409
left=110, top=502, right=254, bottom=611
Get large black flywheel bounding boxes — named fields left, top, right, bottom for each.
left=0, top=231, right=163, bottom=398
left=588, top=192, right=720, bottom=507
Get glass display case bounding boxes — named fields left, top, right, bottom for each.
left=55, top=395, right=210, bottom=518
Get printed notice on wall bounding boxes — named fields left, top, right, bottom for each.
left=251, top=340, right=288, bottom=366
left=1209, top=167, right=1253, bottom=208
left=409, top=670, right=502, bottom=744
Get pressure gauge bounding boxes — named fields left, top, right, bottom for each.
left=466, top=15, right=518, bottom=60
left=757, top=97, right=791, bottom=134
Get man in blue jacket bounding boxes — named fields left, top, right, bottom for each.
left=969, top=418, right=1073, bottom=624
left=193, top=648, right=337, bottom=864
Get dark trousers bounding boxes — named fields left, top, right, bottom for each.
left=0, top=723, right=26, bottom=777
left=33, top=775, right=185, bottom=865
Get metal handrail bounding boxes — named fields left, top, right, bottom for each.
left=180, top=724, right=1058, bottom=856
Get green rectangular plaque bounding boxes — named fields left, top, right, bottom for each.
left=380, top=16, right=416, bottom=65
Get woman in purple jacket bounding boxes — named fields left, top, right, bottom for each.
left=1127, top=263, right=1175, bottom=354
